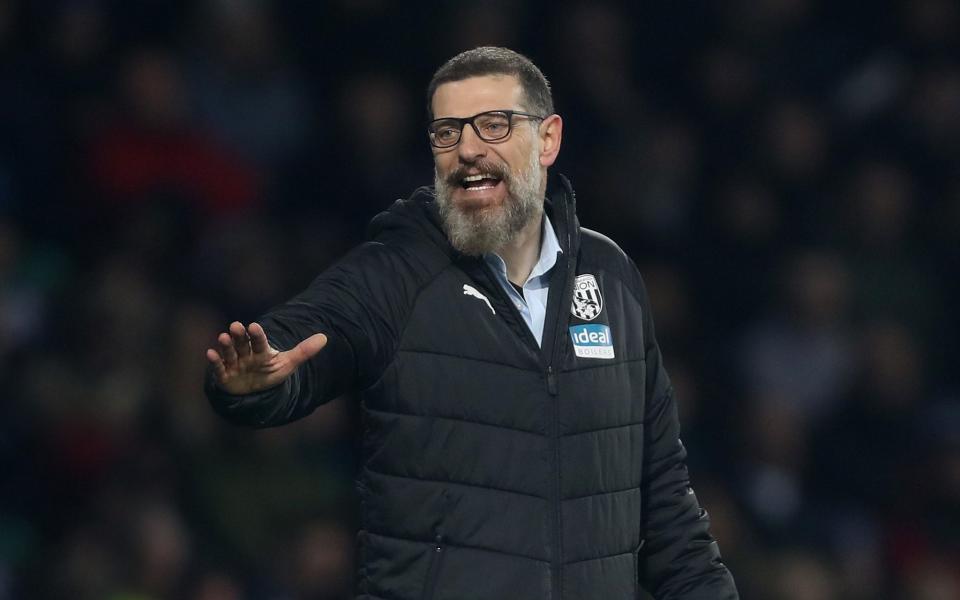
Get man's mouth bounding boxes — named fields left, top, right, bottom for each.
left=459, top=173, right=503, bottom=191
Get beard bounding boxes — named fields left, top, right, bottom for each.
left=434, top=147, right=544, bottom=256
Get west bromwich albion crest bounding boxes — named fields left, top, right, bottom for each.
left=571, top=274, right=603, bottom=321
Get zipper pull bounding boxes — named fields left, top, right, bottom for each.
left=434, top=534, right=444, bottom=552
left=546, top=365, right=558, bottom=395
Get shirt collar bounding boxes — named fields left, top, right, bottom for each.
left=485, top=212, right=563, bottom=286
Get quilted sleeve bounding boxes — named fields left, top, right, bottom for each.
left=634, top=270, right=740, bottom=599
left=205, top=241, right=424, bottom=427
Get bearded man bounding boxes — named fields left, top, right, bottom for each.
left=205, top=47, right=739, bottom=599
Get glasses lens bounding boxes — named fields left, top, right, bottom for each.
left=429, top=119, right=461, bottom=147
left=475, top=112, right=511, bottom=141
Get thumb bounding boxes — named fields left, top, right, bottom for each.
left=285, top=332, right=328, bottom=367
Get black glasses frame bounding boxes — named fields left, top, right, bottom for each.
left=427, top=110, right=545, bottom=148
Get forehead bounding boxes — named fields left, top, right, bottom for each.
left=431, top=74, right=525, bottom=118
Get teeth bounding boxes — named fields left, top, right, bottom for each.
left=462, top=173, right=497, bottom=183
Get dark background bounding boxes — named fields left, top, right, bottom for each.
left=1, top=1, right=958, bottom=598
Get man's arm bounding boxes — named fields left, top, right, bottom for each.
left=204, top=241, right=414, bottom=428
left=204, top=319, right=355, bottom=427
left=636, top=277, right=739, bottom=599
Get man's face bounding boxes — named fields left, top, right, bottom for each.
left=431, top=75, right=546, bottom=256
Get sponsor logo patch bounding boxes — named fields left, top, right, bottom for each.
left=571, top=274, right=603, bottom=321
left=569, top=324, right=615, bottom=359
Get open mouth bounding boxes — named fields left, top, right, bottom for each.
left=460, top=173, right=503, bottom=192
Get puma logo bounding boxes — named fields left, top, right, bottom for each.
left=463, top=284, right=495, bottom=314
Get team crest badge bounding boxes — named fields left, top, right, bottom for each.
left=571, top=274, right=603, bottom=321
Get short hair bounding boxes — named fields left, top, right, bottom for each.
left=427, top=47, right=554, bottom=119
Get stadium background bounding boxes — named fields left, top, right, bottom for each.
left=1, top=0, right=958, bottom=598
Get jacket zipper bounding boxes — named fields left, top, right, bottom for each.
left=545, top=180, right=578, bottom=600
left=546, top=365, right=558, bottom=395
left=422, top=532, right=445, bottom=600
left=633, top=538, right=646, bottom=595
left=547, top=362, right=562, bottom=600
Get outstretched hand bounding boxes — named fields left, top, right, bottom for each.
left=206, top=321, right=328, bottom=395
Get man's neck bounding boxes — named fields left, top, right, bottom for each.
left=496, top=210, right=543, bottom=286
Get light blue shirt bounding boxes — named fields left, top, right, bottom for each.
left=484, top=214, right=563, bottom=346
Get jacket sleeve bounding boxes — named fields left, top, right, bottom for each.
left=635, top=275, right=739, bottom=599
left=205, top=241, right=419, bottom=428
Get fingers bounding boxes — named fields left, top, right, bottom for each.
left=248, top=322, right=271, bottom=354
left=286, top=333, right=328, bottom=367
left=229, top=321, right=252, bottom=357
left=209, top=323, right=324, bottom=389
left=217, top=331, right=238, bottom=365
left=206, top=348, right=227, bottom=380
left=212, top=322, right=268, bottom=368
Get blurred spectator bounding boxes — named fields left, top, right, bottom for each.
left=901, top=558, right=960, bottom=600
left=902, top=0, right=960, bottom=50
left=840, top=159, right=944, bottom=340
left=125, top=498, right=193, bottom=598
left=740, top=250, right=854, bottom=422
left=329, top=71, right=426, bottom=219
left=811, top=321, right=927, bottom=516
left=186, top=0, right=314, bottom=169
left=696, top=174, right=783, bottom=336
left=192, top=216, right=289, bottom=317
left=284, top=518, right=354, bottom=600
left=0, top=221, right=50, bottom=366
left=719, top=0, right=812, bottom=44
left=737, top=396, right=809, bottom=539
left=189, top=571, right=245, bottom=600
left=770, top=551, right=840, bottom=600
left=86, top=48, right=260, bottom=221
left=903, top=64, right=960, bottom=167
left=762, top=100, right=829, bottom=185
left=435, top=1, right=528, bottom=54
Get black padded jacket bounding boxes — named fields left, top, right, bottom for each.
left=206, top=175, right=739, bottom=599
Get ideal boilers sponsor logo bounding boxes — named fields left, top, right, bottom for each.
left=569, top=324, right=615, bottom=359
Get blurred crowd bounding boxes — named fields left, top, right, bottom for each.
left=1, top=0, right=958, bottom=599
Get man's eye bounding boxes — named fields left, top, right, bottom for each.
left=480, top=120, right=509, bottom=135
left=435, top=128, right=458, bottom=141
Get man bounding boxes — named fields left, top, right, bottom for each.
left=206, top=47, right=738, bottom=599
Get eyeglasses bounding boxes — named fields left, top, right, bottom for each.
left=427, top=110, right=545, bottom=148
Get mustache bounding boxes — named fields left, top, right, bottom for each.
left=443, top=160, right=511, bottom=187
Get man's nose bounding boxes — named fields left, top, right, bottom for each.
left=457, top=124, right=487, bottom=162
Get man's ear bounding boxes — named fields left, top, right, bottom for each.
left=538, top=114, right=563, bottom=168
